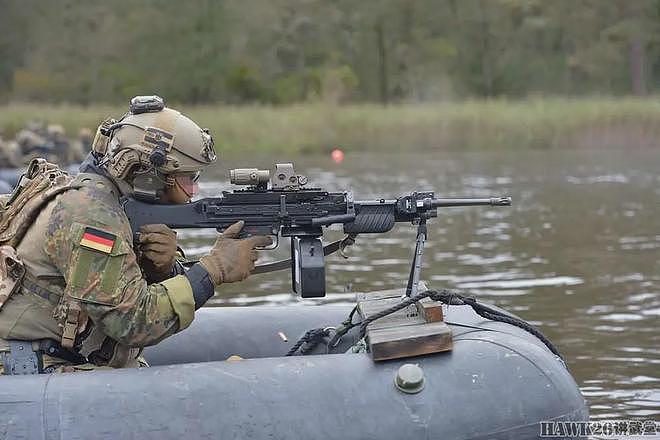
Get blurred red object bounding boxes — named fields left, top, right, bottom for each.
left=331, top=148, right=344, bottom=164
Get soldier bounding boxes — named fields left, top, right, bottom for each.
left=0, top=132, right=21, bottom=169
left=72, top=127, right=93, bottom=163
left=45, top=124, right=70, bottom=164
left=15, top=121, right=52, bottom=165
left=26, top=119, right=48, bottom=137
left=0, top=96, right=270, bottom=373
left=15, top=129, right=47, bottom=152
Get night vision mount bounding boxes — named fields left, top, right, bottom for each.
left=129, top=95, right=165, bottom=114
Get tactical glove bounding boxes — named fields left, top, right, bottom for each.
left=199, top=220, right=272, bottom=285
left=138, top=224, right=178, bottom=281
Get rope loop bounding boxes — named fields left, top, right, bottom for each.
left=287, top=288, right=564, bottom=361
left=285, top=327, right=333, bottom=356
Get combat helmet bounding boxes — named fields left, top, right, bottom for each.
left=46, top=124, right=66, bottom=140
left=92, top=95, right=216, bottom=200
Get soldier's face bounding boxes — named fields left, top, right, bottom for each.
left=174, top=173, right=199, bottom=197
left=160, top=173, right=199, bottom=204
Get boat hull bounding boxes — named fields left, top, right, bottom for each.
left=0, top=304, right=588, bottom=440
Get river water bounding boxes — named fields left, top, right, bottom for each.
left=177, top=149, right=659, bottom=421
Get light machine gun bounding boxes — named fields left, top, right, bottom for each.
left=122, top=163, right=511, bottom=298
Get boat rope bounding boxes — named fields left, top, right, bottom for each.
left=287, top=289, right=563, bottom=361
left=285, top=327, right=333, bottom=356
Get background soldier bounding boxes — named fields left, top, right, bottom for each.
left=0, top=96, right=270, bottom=373
left=12, top=120, right=54, bottom=165
left=0, top=131, right=21, bottom=169
left=72, top=127, right=93, bottom=163
left=45, top=124, right=70, bottom=164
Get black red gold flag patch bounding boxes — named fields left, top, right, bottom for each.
left=143, top=127, right=174, bottom=151
left=80, top=227, right=117, bottom=254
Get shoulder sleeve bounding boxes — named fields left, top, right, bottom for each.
left=44, top=187, right=196, bottom=347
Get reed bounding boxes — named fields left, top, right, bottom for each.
left=1, top=98, right=659, bottom=154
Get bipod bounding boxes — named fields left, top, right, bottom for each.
left=405, top=218, right=427, bottom=297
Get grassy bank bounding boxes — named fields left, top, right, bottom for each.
left=1, top=98, right=659, bottom=154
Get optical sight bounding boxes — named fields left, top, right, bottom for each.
left=229, top=168, right=270, bottom=187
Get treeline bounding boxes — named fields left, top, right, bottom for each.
left=1, top=0, right=658, bottom=105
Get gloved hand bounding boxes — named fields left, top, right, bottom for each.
left=138, top=224, right=178, bottom=279
left=199, top=220, right=272, bottom=285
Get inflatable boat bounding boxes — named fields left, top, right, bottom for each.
left=0, top=290, right=588, bottom=440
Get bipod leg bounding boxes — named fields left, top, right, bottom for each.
left=405, top=219, right=427, bottom=297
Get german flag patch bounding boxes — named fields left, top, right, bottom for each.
left=79, top=227, right=117, bottom=254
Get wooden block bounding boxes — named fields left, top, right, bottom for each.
left=354, top=281, right=429, bottom=302
left=416, top=297, right=444, bottom=323
left=357, top=297, right=422, bottom=331
left=358, top=297, right=417, bottom=319
left=368, top=322, right=453, bottom=362
left=356, top=285, right=453, bottom=361
left=355, top=289, right=401, bottom=302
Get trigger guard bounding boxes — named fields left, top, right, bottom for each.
left=214, top=225, right=278, bottom=249
left=260, top=235, right=278, bottom=250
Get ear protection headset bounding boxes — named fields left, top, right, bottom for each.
left=91, top=96, right=175, bottom=201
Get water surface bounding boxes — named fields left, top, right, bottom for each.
left=178, top=149, right=659, bottom=420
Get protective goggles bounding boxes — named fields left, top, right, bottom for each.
left=173, top=172, right=201, bottom=196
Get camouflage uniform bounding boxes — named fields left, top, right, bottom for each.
left=0, top=97, right=249, bottom=374
left=0, top=171, right=195, bottom=370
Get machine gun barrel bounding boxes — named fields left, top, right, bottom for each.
left=431, top=197, right=512, bottom=207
